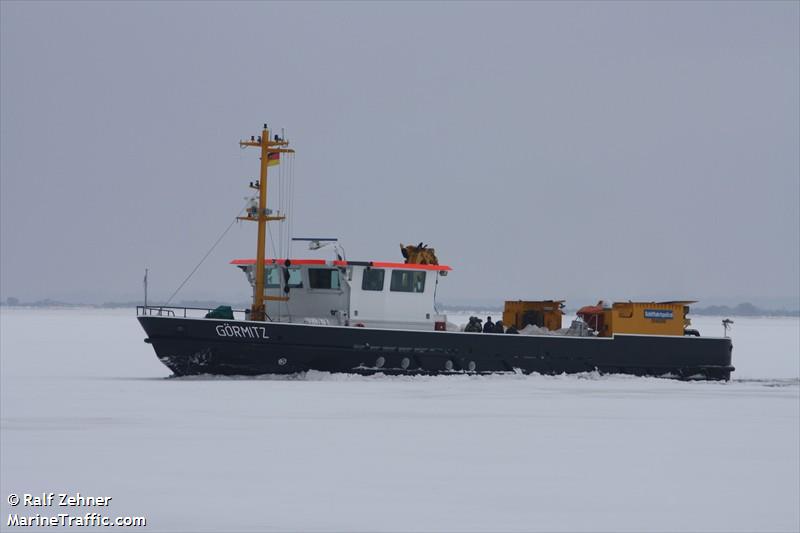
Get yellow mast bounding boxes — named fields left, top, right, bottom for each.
left=239, top=124, right=295, bottom=321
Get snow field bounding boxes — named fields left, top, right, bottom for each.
left=1, top=308, right=798, bottom=531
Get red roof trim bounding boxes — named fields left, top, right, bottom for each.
left=230, top=259, right=453, bottom=271
left=371, top=262, right=452, bottom=271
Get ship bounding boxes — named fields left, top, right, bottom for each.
left=137, top=124, right=734, bottom=380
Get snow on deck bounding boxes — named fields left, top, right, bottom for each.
left=1, top=308, right=798, bottom=532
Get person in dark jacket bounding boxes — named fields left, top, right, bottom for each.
left=506, top=325, right=519, bottom=334
left=465, top=316, right=483, bottom=332
left=493, top=320, right=505, bottom=333
left=483, top=316, right=494, bottom=333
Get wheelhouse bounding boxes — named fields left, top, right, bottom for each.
left=231, top=259, right=452, bottom=330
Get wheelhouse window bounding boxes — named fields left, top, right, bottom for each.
left=361, top=268, right=385, bottom=291
left=264, top=267, right=281, bottom=288
left=390, top=270, right=426, bottom=293
left=309, top=268, right=340, bottom=290
left=286, top=267, right=303, bottom=288
left=259, top=266, right=302, bottom=288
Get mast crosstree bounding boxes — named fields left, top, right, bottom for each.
left=239, top=124, right=295, bottom=321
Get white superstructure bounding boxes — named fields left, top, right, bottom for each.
left=232, top=259, right=452, bottom=330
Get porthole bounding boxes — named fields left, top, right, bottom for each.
left=468, top=361, right=476, bottom=371
left=375, top=356, right=386, bottom=368
left=277, top=357, right=287, bottom=366
left=400, top=357, right=411, bottom=369
left=445, top=360, right=454, bottom=371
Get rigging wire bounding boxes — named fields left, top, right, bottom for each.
left=268, top=157, right=286, bottom=320
left=433, top=273, right=441, bottom=314
left=165, top=207, right=245, bottom=306
left=268, top=218, right=279, bottom=260
left=284, top=152, right=289, bottom=257
left=281, top=151, right=288, bottom=258
left=288, top=153, right=295, bottom=258
left=278, top=151, right=286, bottom=320
left=284, top=152, right=291, bottom=258
left=282, top=129, right=290, bottom=258
left=277, top=150, right=284, bottom=259
left=280, top=152, right=294, bottom=321
left=266, top=227, right=282, bottom=320
left=283, top=151, right=288, bottom=258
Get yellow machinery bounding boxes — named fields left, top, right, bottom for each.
left=601, top=301, right=695, bottom=337
left=503, top=300, right=564, bottom=331
left=400, top=243, right=438, bottom=265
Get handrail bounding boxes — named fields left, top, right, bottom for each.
left=136, top=305, right=250, bottom=320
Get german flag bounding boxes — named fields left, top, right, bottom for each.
left=267, top=152, right=280, bottom=167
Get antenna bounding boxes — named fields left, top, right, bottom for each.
left=291, top=237, right=345, bottom=260
left=722, top=318, right=734, bottom=337
left=143, top=268, right=149, bottom=308
left=292, top=237, right=338, bottom=250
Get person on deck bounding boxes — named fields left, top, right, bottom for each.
left=483, top=316, right=495, bottom=333
left=465, top=316, right=483, bottom=332
left=493, top=320, right=505, bottom=334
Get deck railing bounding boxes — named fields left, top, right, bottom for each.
left=136, top=305, right=251, bottom=320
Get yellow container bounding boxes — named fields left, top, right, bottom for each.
left=503, top=300, right=565, bottom=331
left=606, top=301, right=694, bottom=336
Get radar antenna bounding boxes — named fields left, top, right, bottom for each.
left=292, top=237, right=346, bottom=261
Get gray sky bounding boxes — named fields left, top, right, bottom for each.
left=1, top=1, right=798, bottom=308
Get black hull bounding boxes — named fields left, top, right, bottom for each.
left=138, top=316, right=734, bottom=381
